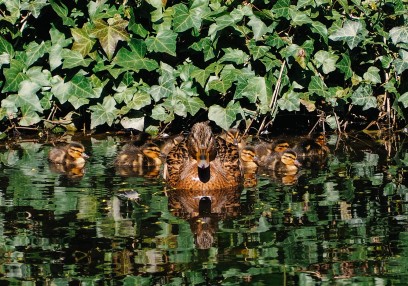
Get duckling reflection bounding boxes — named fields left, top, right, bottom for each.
left=48, top=142, right=89, bottom=178
left=240, top=146, right=259, bottom=188
left=167, top=186, right=242, bottom=249
left=293, top=133, right=330, bottom=168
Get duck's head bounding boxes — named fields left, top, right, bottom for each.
left=281, top=150, right=301, bottom=167
left=67, top=142, right=89, bottom=159
left=188, top=122, right=217, bottom=169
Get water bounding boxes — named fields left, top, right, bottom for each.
left=0, top=132, right=407, bottom=285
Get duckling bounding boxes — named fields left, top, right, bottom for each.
left=240, top=146, right=259, bottom=188
left=156, top=134, right=184, bottom=158
left=294, top=133, right=330, bottom=157
left=255, top=139, right=291, bottom=167
left=48, top=142, right=89, bottom=168
left=114, top=142, right=162, bottom=167
left=262, top=150, right=301, bottom=174
left=218, top=128, right=245, bottom=150
left=164, top=122, right=242, bottom=191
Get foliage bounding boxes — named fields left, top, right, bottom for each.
left=0, top=0, right=407, bottom=133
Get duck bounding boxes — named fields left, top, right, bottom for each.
left=240, top=146, right=259, bottom=188
left=48, top=142, right=89, bottom=168
left=293, top=133, right=330, bottom=157
left=163, top=121, right=242, bottom=191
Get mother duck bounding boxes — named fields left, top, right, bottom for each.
left=163, top=122, right=242, bottom=191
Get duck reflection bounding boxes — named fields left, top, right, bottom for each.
left=167, top=186, right=242, bottom=249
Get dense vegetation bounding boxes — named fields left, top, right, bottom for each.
left=0, top=0, right=407, bottom=136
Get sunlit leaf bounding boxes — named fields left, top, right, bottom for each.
left=310, top=21, right=328, bottom=44
left=351, top=84, right=376, bottom=110
left=51, top=75, right=71, bottom=104
left=308, top=76, right=330, bottom=98
left=91, top=16, right=130, bottom=60
left=24, top=41, right=47, bottom=67
left=70, top=74, right=97, bottom=101
left=248, top=16, right=268, bottom=40
left=389, top=26, right=408, bottom=45
left=363, top=66, right=381, bottom=84
left=19, top=110, right=42, bottom=126
left=128, top=91, right=152, bottom=110
left=314, top=50, right=338, bottom=74
left=277, top=90, right=300, bottom=111
left=329, top=20, right=364, bottom=49
left=0, top=36, right=14, bottom=56
left=398, top=92, right=408, bottom=108
left=219, top=48, right=249, bottom=65
left=207, top=78, right=233, bottom=93
left=61, top=49, right=92, bottom=69
left=89, top=96, right=117, bottom=128
left=50, top=0, right=76, bottom=26
left=208, top=101, right=242, bottom=130
left=336, top=53, right=352, bottom=79
left=272, top=0, right=290, bottom=19
left=113, top=44, right=158, bottom=72
left=173, top=3, right=202, bottom=32
left=21, top=0, right=48, bottom=18
left=290, top=9, right=312, bottom=26
left=394, top=50, right=408, bottom=75
left=49, top=27, right=72, bottom=71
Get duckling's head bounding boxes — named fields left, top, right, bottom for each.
left=240, top=146, right=258, bottom=164
left=188, top=122, right=216, bottom=169
left=142, top=143, right=161, bottom=159
left=280, top=150, right=301, bottom=167
left=224, top=128, right=241, bottom=146
left=313, top=133, right=326, bottom=146
left=66, top=142, right=89, bottom=159
left=273, top=140, right=290, bottom=153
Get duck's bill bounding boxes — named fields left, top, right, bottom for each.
left=82, top=153, right=90, bottom=159
left=197, top=149, right=210, bottom=168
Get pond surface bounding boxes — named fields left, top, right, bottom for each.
left=0, top=131, right=408, bottom=285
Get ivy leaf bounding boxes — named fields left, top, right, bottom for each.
left=113, top=41, right=158, bottom=72
left=290, top=9, right=312, bottom=26
left=272, top=0, right=290, bottom=19
left=248, top=42, right=269, bottom=60
left=399, top=92, right=408, bottom=108
left=219, top=48, right=249, bottom=65
left=89, top=96, right=117, bottom=129
left=310, top=21, right=328, bottom=44
left=21, top=0, right=48, bottom=18
left=336, top=53, right=352, bottom=79
left=248, top=16, right=268, bottom=41
left=351, top=84, right=376, bottom=110
left=61, top=49, right=92, bottom=69
left=145, top=30, right=177, bottom=56
left=50, top=0, right=76, bottom=26
left=70, top=74, right=98, bottom=98
left=173, top=3, right=202, bottom=32
left=277, top=90, right=300, bottom=111
left=91, top=16, right=130, bottom=60
left=363, top=66, right=381, bottom=84
left=329, top=20, right=364, bottom=49
left=191, top=68, right=212, bottom=87
left=49, top=27, right=72, bottom=71
left=207, top=78, right=233, bottom=94
left=151, top=104, right=174, bottom=123
left=0, top=36, right=14, bottom=56
left=71, top=24, right=96, bottom=57
left=51, top=75, right=71, bottom=104
left=2, top=59, right=29, bottom=93
left=314, top=50, right=338, bottom=74
left=389, top=26, right=408, bottom=45
left=308, top=76, right=330, bottom=98
left=181, top=96, right=205, bottom=116
left=25, top=41, right=47, bottom=67
left=394, top=50, right=408, bottom=75
left=128, top=91, right=152, bottom=110
left=208, top=101, right=242, bottom=130
left=19, top=110, right=42, bottom=126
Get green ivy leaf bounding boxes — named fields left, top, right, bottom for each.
left=113, top=44, right=158, bottom=72
left=173, top=3, right=202, bottom=32
left=69, top=73, right=98, bottom=107
left=128, top=91, right=152, bottom=110
left=21, top=0, right=48, bottom=18
left=50, top=0, right=76, bottom=26
left=329, top=20, right=364, bottom=50
left=310, top=21, right=328, bottom=44
left=0, top=36, right=14, bottom=56
left=207, top=78, right=233, bottom=94
left=61, top=49, right=92, bottom=69
left=181, top=96, right=205, bottom=116
left=2, top=59, right=29, bottom=93
left=336, top=53, right=352, bottom=80
left=351, top=84, right=376, bottom=110
left=248, top=16, right=268, bottom=41
left=209, top=101, right=242, bottom=130
left=308, top=76, right=330, bottom=98
left=191, top=68, right=212, bottom=87
left=363, top=66, right=381, bottom=84
left=49, top=27, right=72, bottom=71
left=91, top=16, right=130, bottom=60
left=51, top=75, right=71, bottom=104
left=290, top=9, right=312, bottom=26
left=389, top=26, right=408, bottom=45
left=145, top=30, right=177, bottom=56
left=394, top=50, right=408, bottom=75
left=25, top=41, right=47, bottom=67
left=272, top=0, right=290, bottom=19
left=219, top=48, right=249, bottom=65
left=248, top=42, right=269, bottom=60
left=89, top=96, right=117, bottom=128
left=399, top=92, right=408, bottom=108
left=19, top=110, right=42, bottom=126
left=314, top=50, right=339, bottom=74
left=277, top=90, right=300, bottom=111
left=71, top=24, right=96, bottom=57
left=151, top=104, right=174, bottom=123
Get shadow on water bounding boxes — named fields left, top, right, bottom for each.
left=0, top=131, right=407, bottom=285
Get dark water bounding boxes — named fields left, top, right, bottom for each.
left=0, top=132, right=407, bottom=285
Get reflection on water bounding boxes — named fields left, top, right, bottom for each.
left=0, top=132, right=407, bottom=285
